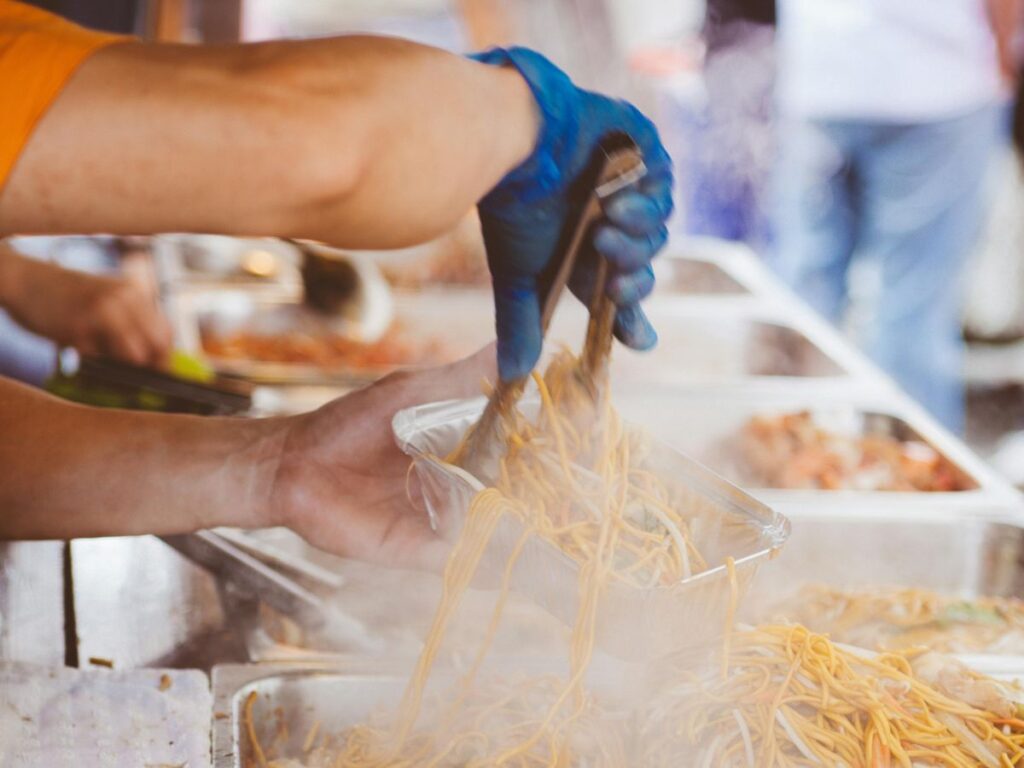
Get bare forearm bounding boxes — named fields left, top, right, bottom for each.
left=0, top=377, right=283, bottom=540
left=987, top=0, right=1022, bottom=81
left=0, top=36, right=537, bottom=247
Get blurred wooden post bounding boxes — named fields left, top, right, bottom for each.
left=143, top=0, right=187, bottom=42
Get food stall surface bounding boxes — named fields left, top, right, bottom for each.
left=0, top=542, right=64, bottom=667
left=0, top=663, right=211, bottom=768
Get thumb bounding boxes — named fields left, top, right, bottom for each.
left=492, top=274, right=543, bottom=381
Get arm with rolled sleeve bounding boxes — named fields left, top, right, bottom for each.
left=0, top=13, right=672, bottom=564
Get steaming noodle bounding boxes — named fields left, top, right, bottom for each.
left=246, top=351, right=1024, bottom=767
left=247, top=349, right=712, bottom=766
left=341, top=348, right=713, bottom=765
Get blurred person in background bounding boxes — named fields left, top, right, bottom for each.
left=0, top=239, right=172, bottom=374
left=772, top=0, right=1020, bottom=432
left=690, top=0, right=776, bottom=247
left=0, top=3, right=672, bottom=564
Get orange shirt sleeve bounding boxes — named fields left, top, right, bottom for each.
left=0, top=1, right=127, bottom=192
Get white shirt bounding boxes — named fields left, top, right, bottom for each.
left=777, top=0, right=1003, bottom=121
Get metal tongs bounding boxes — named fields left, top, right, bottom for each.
left=457, top=133, right=647, bottom=479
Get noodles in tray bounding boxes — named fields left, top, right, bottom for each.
left=244, top=352, right=1024, bottom=767
left=770, top=584, right=1024, bottom=654
left=646, top=623, right=1024, bottom=768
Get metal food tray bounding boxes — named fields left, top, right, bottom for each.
left=212, top=657, right=634, bottom=768
left=171, top=288, right=856, bottom=387
left=653, top=252, right=751, bottom=296
left=212, top=662, right=402, bottom=768
left=612, top=388, right=1020, bottom=506
left=603, top=302, right=854, bottom=385
left=747, top=509, right=1024, bottom=612
left=170, top=290, right=492, bottom=385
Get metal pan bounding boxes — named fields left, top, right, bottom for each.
left=212, top=663, right=400, bottom=768
left=170, top=290, right=488, bottom=385
left=612, top=388, right=1019, bottom=505
left=746, top=510, right=1024, bottom=611
left=653, top=253, right=751, bottom=296
left=605, top=303, right=854, bottom=385
left=212, top=657, right=637, bottom=768
left=172, top=289, right=855, bottom=387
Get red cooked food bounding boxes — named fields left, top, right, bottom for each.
left=736, top=411, right=973, bottom=491
left=201, top=325, right=448, bottom=371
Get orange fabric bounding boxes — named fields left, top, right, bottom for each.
left=0, top=1, right=126, bottom=192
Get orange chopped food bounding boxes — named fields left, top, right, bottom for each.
left=735, top=411, right=974, bottom=491
left=200, top=324, right=448, bottom=372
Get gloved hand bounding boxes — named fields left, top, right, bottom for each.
left=472, top=46, right=673, bottom=381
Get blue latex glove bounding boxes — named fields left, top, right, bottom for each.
left=472, top=46, right=673, bottom=381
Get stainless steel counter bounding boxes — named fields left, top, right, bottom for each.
left=71, top=536, right=244, bottom=671
left=0, top=541, right=65, bottom=667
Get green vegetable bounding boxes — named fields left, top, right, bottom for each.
left=168, top=350, right=214, bottom=383
left=939, top=601, right=1004, bottom=626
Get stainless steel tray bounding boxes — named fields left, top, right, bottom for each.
left=212, top=662, right=401, bottom=768
left=213, top=611, right=1024, bottom=768
left=211, top=659, right=632, bottom=768
left=171, top=288, right=854, bottom=386
left=606, top=304, right=851, bottom=384
left=653, top=253, right=750, bottom=295
left=612, top=388, right=1018, bottom=504
left=170, top=290, right=491, bottom=385
left=746, top=510, right=1024, bottom=612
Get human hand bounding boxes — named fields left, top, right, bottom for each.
left=268, top=346, right=496, bottom=570
left=0, top=245, right=173, bottom=365
left=471, top=47, right=674, bottom=380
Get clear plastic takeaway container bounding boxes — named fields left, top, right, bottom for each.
left=393, top=396, right=791, bottom=660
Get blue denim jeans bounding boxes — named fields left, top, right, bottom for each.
left=771, top=106, right=1001, bottom=432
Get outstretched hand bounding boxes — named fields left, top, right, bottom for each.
left=0, top=243, right=172, bottom=366
left=268, top=346, right=495, bottom=570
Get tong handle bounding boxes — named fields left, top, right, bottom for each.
left=457, top=134, right=645, bottom=475
left=582, top=138, right=645, bottom=379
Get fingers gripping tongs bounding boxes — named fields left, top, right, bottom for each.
left=456, top=133, right=647, bottom=479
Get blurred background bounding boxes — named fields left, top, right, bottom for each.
left=13, top=0, right=1024, bottom=480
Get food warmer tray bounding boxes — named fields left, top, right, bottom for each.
left=613, top=387, right=1021, bottom=507
left=168, top=289, right=489, bottom=385
left=171, top=288, right=860, bottom=387
left=212, top=656, right=642, bottom=768
left=653, top=251, right=752, bottom=296
left=747, top=510, right=1024, bottom=611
